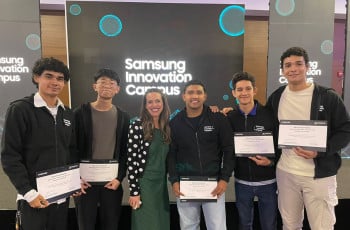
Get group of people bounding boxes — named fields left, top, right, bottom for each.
left=1, top=46, right=350, bottom=230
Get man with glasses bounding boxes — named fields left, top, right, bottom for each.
left=73, top=68, right=130, bottom=230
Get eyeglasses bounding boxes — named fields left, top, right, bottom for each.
left=96, top=80, right=118, bottom=86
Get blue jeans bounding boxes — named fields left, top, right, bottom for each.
left=176, top=193, right=226, bottom=230
left=235, top=182, right=277, bottom=230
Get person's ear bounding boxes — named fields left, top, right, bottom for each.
left=232, top=89, right=236, bottom=98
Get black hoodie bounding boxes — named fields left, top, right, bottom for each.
left=168, top=105, right=234, bottom=184
left=266, top=84, right=350, bottom=178
left=1, top=94, right=77, bottom=196
left=227, top=101, right=278, bottom=182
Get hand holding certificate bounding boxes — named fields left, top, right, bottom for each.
left=179, top=177, right=217, bottom=202
left=278, top=120, right=327, bottom=151
left=36, top=164, right=81, bottom=204
left=80, top=159, right=119, bottom=185
left=234, top=132, right=275, bottom=157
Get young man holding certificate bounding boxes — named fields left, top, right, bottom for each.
left=168, top=80, right=234, bottom=230
left=1, top=57, right=79, bottom=230
left=227, top=71, right=278, bottom=230
left=266, top=47, right=350, bottom=230
left=73, top=68, right=130, bottom=230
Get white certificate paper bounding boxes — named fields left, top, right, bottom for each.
left=234, top=132, right=275, bottom=157
left=180, top=177, right=217, bottom=202
left=80, top=160, right=119, bottom=184
left=36, top=164, right=81, bottom=204
left=278, top=120, right=327, bottom=151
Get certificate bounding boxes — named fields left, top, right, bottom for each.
left=278, top=120, right=327, bottom=151
left=36, top=164, right=81, bottom=204
left=80, top=159, right=119, bottom=184
left=234, top=132, right=275, bottom=157
left=179, top=176, right=217, bottom=202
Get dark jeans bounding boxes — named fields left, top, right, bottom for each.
left=74, top=185, right=123, bottom=230
left=19, top=199, right=69, bottom=230
left=235, top=181, right=277, bottom=230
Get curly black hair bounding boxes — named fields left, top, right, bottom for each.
left=280, top=47, right=309, bottom=69
left=31, top=57, right=70, bottom=86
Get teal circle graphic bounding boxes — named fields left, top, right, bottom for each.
left=99, top=14, right=123, bottom=37
left=223, top=94, right=229, bottom=101
left=70, top=4, right=81, bottom=16
left=219, top=5, right=245, bottom=37
left=321, top=40, right=333, bottom=55
left=229, top=80, right=233, bottom=90
left=25, top=34, right=41, bottom=50
left=275, top=0, right=295, bottom=16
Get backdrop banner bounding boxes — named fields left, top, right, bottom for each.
left=66, top=1, right=244, bottom=118
left=267, top=0, right=335, bottom=97
left=0, top=0, right=41, bottom=144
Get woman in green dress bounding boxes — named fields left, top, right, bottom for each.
left=127, top=88, right=171, bottom=230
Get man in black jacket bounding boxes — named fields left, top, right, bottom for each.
left=227, top=71, right=277, bottom=230
left=1, top=57, right=77, bottom=230
left=73, top=68, right=130, bottom=230
left=266, top=47, right=350, bottom=230
left=168, top=79, right=234, bottom=230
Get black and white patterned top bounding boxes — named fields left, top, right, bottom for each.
left=127, top=119, right=150, bottom=196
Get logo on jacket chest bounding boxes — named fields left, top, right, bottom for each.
left=253, top=125, right=265, bottom=132
left=204, top=125, right=214, bottom=132
left=63, top=119, right=71, bottom=126
left=319, top=105, right=325, bottom=112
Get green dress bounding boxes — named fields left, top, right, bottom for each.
left=131, top=129, right=170, bottom=230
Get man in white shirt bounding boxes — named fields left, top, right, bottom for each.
left=266, top=47, right=350, bottom=230
left=1, top=57, right=78, bottom=230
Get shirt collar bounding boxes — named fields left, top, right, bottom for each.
left=34, top=92, right=65, bottom=110
left=238, top=102, right=257, bottom=116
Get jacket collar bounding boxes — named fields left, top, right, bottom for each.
left=34, top=92, right=65, bottom=110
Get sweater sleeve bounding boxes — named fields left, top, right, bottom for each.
left=127, top=121, right=149, bottom=196
left=321, top=90, right=350, bottom=156
left=217, top=114, right=235, bottom=182
left=116, top=111, right=130, bottom=182
left=1, top=103, right=33, bottom=195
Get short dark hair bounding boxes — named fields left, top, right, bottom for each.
left=280, top=47, right=309, bottom=69
left=94, top=68, right=120, bottom=85
left=183, top=79, right=206, bottom=93
left=231, top=71, right=256, bottom=90
left=32, top=57, right=70, bottom=86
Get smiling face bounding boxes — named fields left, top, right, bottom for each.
left=145, top=91, right=164, bottom=119
left=93, top=76, right=120, bottom=100
left=232, top=80, right=256, bottom=107
left=282, top=55, right=309, bottom=87
left=182, top=84, right=207, bottom=112
left=34, top=70, right=66, bottom=98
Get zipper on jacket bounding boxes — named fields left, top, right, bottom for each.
left=53, top=114, right=59, bottom=166
left=44, top=107, right=59, bottom=165
left=195, top=132, right=203, bottom=175
left=244, top=114, right=253, bottom=181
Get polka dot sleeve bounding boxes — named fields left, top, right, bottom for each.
left=127, top=120, right=149, bottom=196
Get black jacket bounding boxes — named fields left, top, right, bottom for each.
left=1, top=94, right=77, bottom=196
left=73, top=103, right=130, bottom=182
left=266, top=84, right=350, bottom=178
left=227, top=101, right=278, bottom=182
left=167, top=105, right=234, bottom=184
